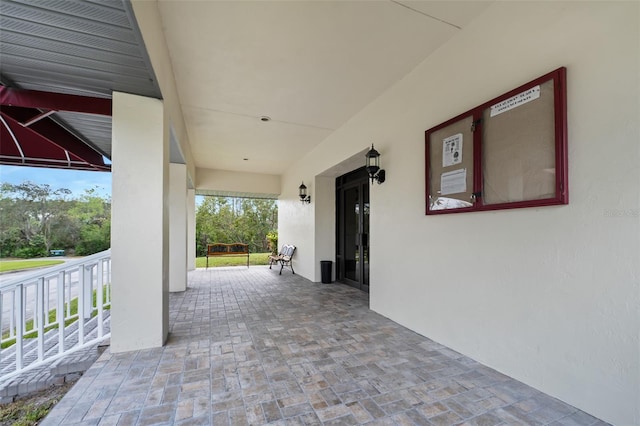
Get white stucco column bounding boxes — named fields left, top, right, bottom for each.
left=169, top=163, right=187, bottom=292
left=111, top=92, right=169, bottom=353
left=187, top=189, right=196, bottom=271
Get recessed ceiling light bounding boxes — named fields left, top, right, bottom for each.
left=260, top=116, right=271, bottom=122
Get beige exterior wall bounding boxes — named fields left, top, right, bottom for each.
left=278, top=2, right=640, bottom=424
left=196, top=168, right=281, bottom=197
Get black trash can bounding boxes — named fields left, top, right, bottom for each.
left=320, top=260, right=332, bottom=284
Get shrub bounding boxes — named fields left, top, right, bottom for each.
left=266, top=231, right=278, bottom=255
left=14, top=234, right=47, bottom=258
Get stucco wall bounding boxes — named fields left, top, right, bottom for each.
left=131, top=0, right=196, bottom=182
left=278, top=2, right=640, bottom=424
left=196, top=168, right=281, bottom=197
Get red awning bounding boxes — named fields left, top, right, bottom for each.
left=0, top=86, right=111, bottom=171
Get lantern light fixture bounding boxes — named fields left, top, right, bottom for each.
left=299, top=181, right=311, bottom=204
left=366, top=144, right=386, bottom=184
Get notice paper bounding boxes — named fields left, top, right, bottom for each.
left=441, top=169, right=467, bottom=195
left=490, top=85, right=540, bottom=117
left=442, top=133, right=463, bottom=167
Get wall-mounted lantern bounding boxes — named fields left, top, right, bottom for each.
left=366, top=144, right=386, bottom=184
left=299, top=181, right=311, bottom=204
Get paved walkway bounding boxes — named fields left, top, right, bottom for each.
left=43, top=266, right=607, bottom=425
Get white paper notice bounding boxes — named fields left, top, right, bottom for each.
left=442, top=133, right=463, bottom=167
left=440, top=169, right=467, bottom=195
left=490, top=85, right=540, bottom=117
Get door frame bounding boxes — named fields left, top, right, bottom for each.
left=335, top=167, right=370, bottom=292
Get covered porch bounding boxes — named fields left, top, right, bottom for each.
left=42, top=267, right=604, bottom=425
left=0, top=1, right=638, bottom=424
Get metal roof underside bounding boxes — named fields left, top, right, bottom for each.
left=0, top=0, right=162, bottom=171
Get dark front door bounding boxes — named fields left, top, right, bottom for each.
left=336, top=167, right=369, bottom=292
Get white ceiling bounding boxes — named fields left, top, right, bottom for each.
left=157, top=0, right=491, bottom=175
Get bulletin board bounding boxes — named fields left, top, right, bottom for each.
left=425, top=67, right=567, bottom=215
left=427, top=116, right=475, bottom=212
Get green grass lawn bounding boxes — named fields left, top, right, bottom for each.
left=195, top=252, right=271, bottom=268
left=0, top=259, right=65, bottom=273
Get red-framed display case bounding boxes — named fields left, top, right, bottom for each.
left=425, top=67, right=568, bottom=215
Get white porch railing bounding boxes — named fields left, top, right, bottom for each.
left=0, top=250, right=111, bottom=382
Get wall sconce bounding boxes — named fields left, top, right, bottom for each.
left=298, top=181, right=311, bottom=204
left=366, top=144, right=386, bottom=184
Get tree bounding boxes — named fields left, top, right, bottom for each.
left=195, top=196, right=277, bottom=256
left=0, top=182, right=71, bottom=256
left=68, top=188, right=111, bottom=255
left=0, top=195, right=23, bottom=257
left=0, top=183, right=111, bottom=258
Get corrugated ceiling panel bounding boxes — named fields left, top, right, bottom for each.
left=56, top=111, right=112, bottom=157
left=0, top=16, right=143, bottom=59
left=3, top=60, right=157, bottom=98
left=1, top=31, right=148, bottom=69
left=1, top=2, right=134, bottom=42
left=15, top=0, right=130, bottom=28
left=0, top=0, right=162, bottom=164
left=1, top=44, right=151, bottom=78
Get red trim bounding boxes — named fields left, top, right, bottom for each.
left=556, top=68, right=569, bottom=204
left=424, top=130, right=430, bottom=215
left=0, top=86, right=111, bottom=116
left=425, top=67, right=568, bottom=215
left=472, top=111, right=483, bottom=208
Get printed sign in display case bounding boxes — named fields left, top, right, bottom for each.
left=425, top=67, right=568, bottom=215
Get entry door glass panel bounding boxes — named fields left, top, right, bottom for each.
left=363, top=187, right=369, bottom=288
left=344, top=186, right=360, bottom=282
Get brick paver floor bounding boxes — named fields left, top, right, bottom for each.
left=42, top=266, right=608, bottom=425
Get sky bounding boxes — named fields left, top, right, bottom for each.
left=0, top=165, right=210, bottom=204
left=0, top=165, right=112, bottom=198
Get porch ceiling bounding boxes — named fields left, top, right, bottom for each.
left=154, top=0, right=492, bottom=176
left=0, top=0, right=492, bottom=177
